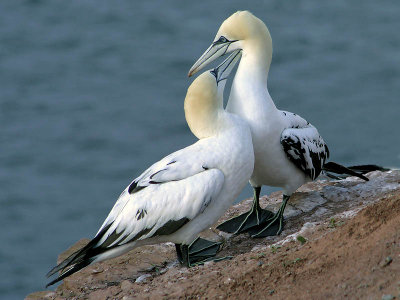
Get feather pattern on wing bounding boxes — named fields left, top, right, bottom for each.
left=280, top=111, right=329, bottom=180
left=94, top=148, right=225, bottom=250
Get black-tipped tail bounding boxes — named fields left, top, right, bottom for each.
left=46, top=224, right=113, bottom=287
left=45, top=238, right=99, bottom=287
left=323, top=162, right=369, bottom=181
left=346, top=164, right=390, bottom=173
left=46, top=260, right=92, bottom=287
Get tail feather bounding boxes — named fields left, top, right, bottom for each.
left=324, top=173, right=343, bottom=180
left=46, top=260, right=92, bottom=287
left=323, top=161, right=369, bottom=181
left=46, top=239, right=99, bottom=287
left=46, top=224, right=113, bottom=287
left=46, top=243, right=89, bottom=278
left=347, top=164, right=390, bottom=173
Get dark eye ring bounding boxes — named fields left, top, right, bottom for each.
left=218, top=36, right=228, bottom=43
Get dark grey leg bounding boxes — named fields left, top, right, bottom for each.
left=175, top=243, right=184, bottom=265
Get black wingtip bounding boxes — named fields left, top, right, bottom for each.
left=46, top=243, right=89, bottom=279
left=46, top=263, right=81, bottom=287
left=46, top=270, right=67, bottom=287
left=46, top=224, right=115, bottom=287
left=347, top=164, right=390, bottom=173
left=46, top=266, right=58, bottom=278
left=46, top=278, right=59, bottom=288
left=323, top=161, right=369, bottom=181
left=46, top=261, right=91, bottom=287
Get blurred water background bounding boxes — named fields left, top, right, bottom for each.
left=0, top=1, right=399, bottom=298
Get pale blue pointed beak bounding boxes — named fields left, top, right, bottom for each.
left=210, top=49, right=242, bottom=84
left=188, top=38, right=238, bottom=77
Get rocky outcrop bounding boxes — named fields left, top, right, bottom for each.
left=27, top=170, right=400, bottom=299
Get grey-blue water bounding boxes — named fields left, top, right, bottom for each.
left=1, top=1, right=399, bottom=298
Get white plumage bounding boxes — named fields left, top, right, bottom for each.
left=47, top=50, right=254, bottom=286
left=188, top=11, right=358, bottom=237
left=189, top=11, right=329, bottom=196
left=94, top=133, right=248, bottom=259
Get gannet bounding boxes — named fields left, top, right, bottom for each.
left=188, top=11, right=370, bottom=237
left=46, top=50, right=253, bottom=287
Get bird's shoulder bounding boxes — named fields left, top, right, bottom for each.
left=280, top=110, right=310, bottom=129
left=127, top=142, right=217, bottom=194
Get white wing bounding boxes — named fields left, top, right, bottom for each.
left=94, top=146, right=225, bottom=249
left=280, top=111, right=329, bottom=180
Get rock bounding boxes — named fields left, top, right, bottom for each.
left=135, top=274, right=152, bottom=283
left=28, top=170, right=400, bottom=300
left=88, top=289, right=109, bottom=300
left=380, top=256, right=393, bottom=268
left=25, top=291, right=56, bottom=300
left=120, top=280, right=134, bottom=292
left=290, top=192, right=327, bottom=212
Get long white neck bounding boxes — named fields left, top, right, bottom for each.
left=227, top=36, right=277, bottom=118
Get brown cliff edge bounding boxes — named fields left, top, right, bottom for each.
left=27, top=170, right=400, bottom=299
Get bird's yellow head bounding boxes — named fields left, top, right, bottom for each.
left=188, top=11, right=272, bottom=77
left=217, top=11, right=271, bottom=43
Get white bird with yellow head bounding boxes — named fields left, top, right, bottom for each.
left=189, top=11, right=369, bottom=237
left=46, top=50, right=254, bottom=287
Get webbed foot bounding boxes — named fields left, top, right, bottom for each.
left=217, top=186, right=274, bottom=234
left=175, top=237, right=222, bottom=267
left=217, top=206, right=274, bottom=234
left=249, top=194, right=290, bottom=238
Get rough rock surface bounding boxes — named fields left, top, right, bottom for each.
left=27, top=171, right=400, bottom=299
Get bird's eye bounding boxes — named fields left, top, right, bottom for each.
left=217, top=36, right=228, bottom=43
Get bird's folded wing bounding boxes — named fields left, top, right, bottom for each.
left=94, top=153, right=224, bottom=249
left=281, top=125, right=329, bottom=180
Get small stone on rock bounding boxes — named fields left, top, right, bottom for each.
left=135, top=274, right=151, bottom=283
left=91, top=266, right=104, bottom=274
left=380, top=256, right=393, bottom=268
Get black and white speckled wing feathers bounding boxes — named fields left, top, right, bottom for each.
left=94, top=146, right=225, bottom=252
left=280, top=111, right=329, bottom=180
left=46, top=145, right=226, bottom=286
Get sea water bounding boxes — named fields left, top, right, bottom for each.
left=1, top=1, right=399, bottom=298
